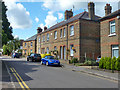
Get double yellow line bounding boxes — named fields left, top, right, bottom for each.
left=10, top=67, right=30, bottom=90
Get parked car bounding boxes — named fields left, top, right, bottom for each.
left=41, top=56, right=60, bottom=66
left=27, top=53, right=41, bottom=62
left=96, top=56, right=101, bottom=65
left=12, top=53, right=20, bottom=58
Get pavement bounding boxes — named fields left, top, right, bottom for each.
left=61, top=62, right=119, bottom=82
left=0, top=56, right=15, bottom=89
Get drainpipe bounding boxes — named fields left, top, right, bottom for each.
left=66, top=24, right=68, bottom=60
left=79, top=19, right=82, bottom=62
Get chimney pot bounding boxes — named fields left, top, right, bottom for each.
left=64, top=10, right=73, bottom=20
left=37, top=27, right=42, bottom=33
left=44, top=26, right=47, bottom=31
left=105, top=3, right=112, bottom=16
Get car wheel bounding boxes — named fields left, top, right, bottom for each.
left=27, top=58, right=29, bottom=61
left=46, top=62, right=49, bottom=66
left=41, top=61, right=43, bottom=65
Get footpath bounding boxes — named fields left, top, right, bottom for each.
left=61, top=62, right=119, bottom=82
left=0, top=56, right=15, bottom=89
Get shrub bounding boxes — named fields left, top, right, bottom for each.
left=103, top=57, right=108, bottom=69
left=71, top=57, right=78, bottom=63
left=115, top=56, right=120, bottom=71
left=111, top=57, right=116, bottom=70
left=99, top=57, right=104, bottom=69
left=106, top=57, right=111, bottom=70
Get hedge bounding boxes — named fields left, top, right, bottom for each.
left=99, top=56, right=120, bottom=71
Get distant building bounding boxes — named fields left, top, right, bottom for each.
left=20, top=39, right=24, bottom=49
left=36, top=2, right=101, bottom=62
left=22, top=35, right=37, bottom=56
left=100, top=4, right=120, bottom=58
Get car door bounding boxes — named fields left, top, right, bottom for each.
left=44, top=56, right=48, bottom=63
left=29, top=54, right=33, bottom=60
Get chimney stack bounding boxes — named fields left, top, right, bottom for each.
left=105, top=4, right=112, bottom=16
left=44, top=26, right=47, bottom=31
left=88, top=2, right=95, bottom=20
left=65, top=9, right=73, bottom=20
left=37, top=27, right=42, bottom=34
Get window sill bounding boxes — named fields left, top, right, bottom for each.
left=70, top=35, right=74, bottom=37
left=108, top=33, right=116, bottom=37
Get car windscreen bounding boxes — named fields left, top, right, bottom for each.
left=47, top=56, right=54, bottom=59
left=98, top=56, right=101, bottom=58
left=35, top=54, right=41, bottom=57
left=15, top=53, right=19, bottom=55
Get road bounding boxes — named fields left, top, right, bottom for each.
left=1, top=57, right=118, bottom=89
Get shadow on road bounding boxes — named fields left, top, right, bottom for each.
left=2, top=60, right=43, bottom=82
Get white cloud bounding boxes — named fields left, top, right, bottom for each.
left=58, top=13, right=63, bottom=19
left=14, top=35, right=19, bottom=39
left=35, top=17, right=39, bottom=23
left=39, top=23, right=44, bottom=30
left=42, top=0, right=119, bottom=17
left=3, top=0, right=32, bottom=29
left=45, top=11, right=57, bottom=27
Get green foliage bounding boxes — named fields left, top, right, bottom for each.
left=106, top=57, right=111, bottom=70
left=70, top=57, right=78, bottom=63
left=2, top=39, right=20, bottom=55
left=111, top=57, right=116, bottom=70
left=2, top=2, right=13, bottom=45
left=3, top=45, right=8, bottom=55
left=18, top=49, right=22, bottom=53
left=103, top=57, right=108, bottom=69
left=99, top=57, right=104, bottom=68
left=115, top=57, right=120, bottom=71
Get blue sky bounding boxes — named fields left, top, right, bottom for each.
left=3, top=0, right=119, bottom=40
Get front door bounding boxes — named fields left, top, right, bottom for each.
left=63, top=46, right=66, bottom=60
left=60, top=46, right=63, bottom=59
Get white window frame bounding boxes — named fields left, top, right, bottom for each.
left=60, top=29, right=62, bottom=38
left=25, top=43, right=27, bottom=47
left=110, top=20, right=115, bottom=34
left=54, top=46, right=57, bottom=50
left=70, top=25, right=74, bottom=36
left=70, top=45, right=74, bottom=56
left=42, top=35, right=45, bottom=42
left=63, top=28, right=66, bottom=37
left=46, top=47, right=49, bottom=54
left=38, top=48, right=40, bottom=54
left=31, top=49, right=32, bottom=53
left=47, top=33, right=49, bottom=41
left=112, top=45, right=119, bottom=58
left=39, top=37, right=40, bottom=43
left=31, top=42, right=32, bottom=47
left=25, top=50, right=26, bottom=54
left=54, top=31, right=57, bottom=39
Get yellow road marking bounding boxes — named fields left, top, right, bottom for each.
left=12, top=68, right=30, bottom=90
left=10, top=68, right=25, bottom=90
left=10, top=68, right=30, bottom=90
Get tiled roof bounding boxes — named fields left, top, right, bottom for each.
left=25, top=34, right=37, bottom=41
left=41, top=11, right=101, bottom=34
left=100, top=9, right=120, bottom=21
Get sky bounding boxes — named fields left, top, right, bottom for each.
left=3, top=0, right=120, bottom=40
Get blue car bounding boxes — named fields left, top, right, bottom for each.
left=41, top=56, right=60, bottom=66
left=12, top=53, right=20, bottom=58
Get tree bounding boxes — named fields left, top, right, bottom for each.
left=2, top=1, right=13, bottom=45
left=3, top=39, right=20, bottom=55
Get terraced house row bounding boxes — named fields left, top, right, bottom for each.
left=22, top=2, right=120, bottom=62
